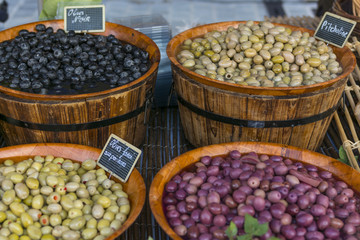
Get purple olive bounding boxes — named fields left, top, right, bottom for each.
left=211, top=156, right=224, bottom=166
left=196, top=172, right=207, bottom=182
left=186, top=202, right=197, bottom=212
left=232, top=215, right=244, bottom=229
left=270, top=219, right=282, bottom=233
left=191, top=209, right=201, bottom=222
left=346, top=212, right=360, bottom=226
left=344, top=202, right=356, bottom=212
left=182, top=172, right=195, bottom=182
left=174, top=224, right=187, bottom=236
left=306, top=191, right=317, bottom=204
left=237, top=205, right=255, bottom=216
left=206, top=166, right=219, bottom=176
left=196, top=223, right=208, bottom=234
left=316, top=194, right=329, bottom=208
left=221, top=204, right=230, bottom=215
left=270, top=202, right=286, bottom=219
left=334, top=208, right=349, bottom=219
left=197, top=189, right=208, bottom=197
left=175, top=189, right=187, bottom=201
left=186, top=195, right=198, bottom=204
left=165, top=181, right=178, bottom=193
left=199, top=233, right=212, bottom=240
left=239, top=170, right=253, bottom=181
left=215, top=185, right=229, bottom=198
left=310, top=204, right=326, bottom=217
left=341, top=188, right=354, bottom=198
left=208, top=202, right=222, bottom=215
left=184, top=218, right=195, bottom=228
left=286, top=203, right=300, bottom=216
left=253, top=196, right=266, bottom=211
left=343, top=223, right=356, bottom=235
left=232, top=190, right=246, bottom=204
left=334, top=194, right=349, bottom=205
left=305, top=231, right=324, bottom=240
left=270, top=155, right=283, bottom=162
left=200, top=208, right=213, bottom=225
left=187, top=225, right=199, bottom=239
left=324, top=227, right=340, bottom=239
left=286, top=191, right=298, bottom=204
left=275, top=165, right=288, bottom=176
left=231, top=179, right=241, bottom=190
left=229, top=168, right=242, bottom=179
left=318, top=181, right=328, bottom=193
left=207, top=191, right=220, bottom=204
left=176, top=201, right=187, bottom=214
left=239, top=185, right=253, bottom=195
left=164, top=194, right=177, bottom=205
left=281, top=224, right=296, bottom=239
left=213, top=215, right=226, bottom=227
left=326, top=187, right=337, bottom=199
left=297, top=195, right=310, bottom=209
left=260, top=180, right=270, bottom=191
left=296, top=212, right=314, bottom=227
left=330, top=218, right=344, bottom=229
left=247, top=176, right=261, bottom=188
left=166, top=209, right=180, bottom=219
left=190, top=176, right=204, bottom=187
left=280, top=213, right=292, bottom=225
left=200, top=156, right=211, bottom=166
left=277, top=186, right=289, bottom=199
left=245, top=195, right=255, bottom=205
left=296, top=227, right=306, bottom=236
left=207, top=176, right=217, bottom=184
left=229, top=150, right=241, bottom=160
left=184, top=184, right=198, bottom=195
left=268, top=190, right=281, bottom=203
left=196, top=166, right=207, bottom=173
left=212, top=228, right=226, bottom=240
left=307, top=221, right=318, bottom=231
left=259, top=210, right=272, bottom=222
left=169, top=217, right=182, bottom=227
left=294, top=183, right=312, bottom=193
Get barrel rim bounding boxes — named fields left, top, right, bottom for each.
left=0, top=20, right=161, bottom=100
left=166, top=21, right=356, bottom=96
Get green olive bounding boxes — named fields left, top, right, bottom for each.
left=3, top=189, right=16, bottom=205
left=69, top=216, right=86, bottom=231
left=61, top=230, right=80, bottom=240
left=15, top=183, right=29, bottom=199
left=32, top=195, right=45, bottom=209
left=92, top=204, right=105, bottom=219
left=82, top=228, right=97, bottom=239
left=9, top=222, right=23, bottom=235
left=9, top=202, right=25, bottom=216
left=21, top=212, right=33, bottom=228
left=52, top=226, right=69, bottom=238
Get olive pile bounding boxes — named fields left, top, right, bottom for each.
left=0, top=156, right=130, bottom=240
left=163, top=151, right=360, bottom=239
left=177, top=21, right=342, bottom=87
left=0, top=24, right=150, bottom=95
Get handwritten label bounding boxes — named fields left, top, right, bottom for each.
left=314, top=12, right=356, bottom=48
left=64, top=5, right=105, bottom=33
left=97, top=134, right=141, bottom=182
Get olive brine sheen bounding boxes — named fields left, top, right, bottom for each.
left=0, top=24, right=150, bottom=95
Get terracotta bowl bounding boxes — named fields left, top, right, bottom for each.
left=149, top=142, right=360, bottom=239
left=0, top=143, right=146, bottom=239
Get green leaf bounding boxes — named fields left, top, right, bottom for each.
left=244, top=214, right=258, bottom=234
left=268, top=237, right=281, bottom=240
left=253, top=222, right=269, bottom=236
left=338, top=146, right=350, bottom=165
left=225, top=221, right=238, bottom=239
left=237, top=233, right=252, bottom=240
left=148, top=237, right=153, bottom=240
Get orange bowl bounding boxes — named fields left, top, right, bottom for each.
left=0, top=143, right=146, bottom=239
left=149, top=142, right=360, bottom=239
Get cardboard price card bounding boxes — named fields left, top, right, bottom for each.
left=97, top=134, right=142, bottom=182
left=64, top=5, right=105, bottom=33
left=314, top=12, right=356, bottom=48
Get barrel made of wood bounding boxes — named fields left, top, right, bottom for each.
left=0, top=20, right=160, bottom=148
left=167, top=21, right=356, bottom=150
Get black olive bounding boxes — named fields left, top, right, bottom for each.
left=35, top=24, right=46, bottom=32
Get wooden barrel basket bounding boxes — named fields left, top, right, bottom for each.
left=0, top=20, right=160, bottom=148
left=167, top=21, right=356, bottom=151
